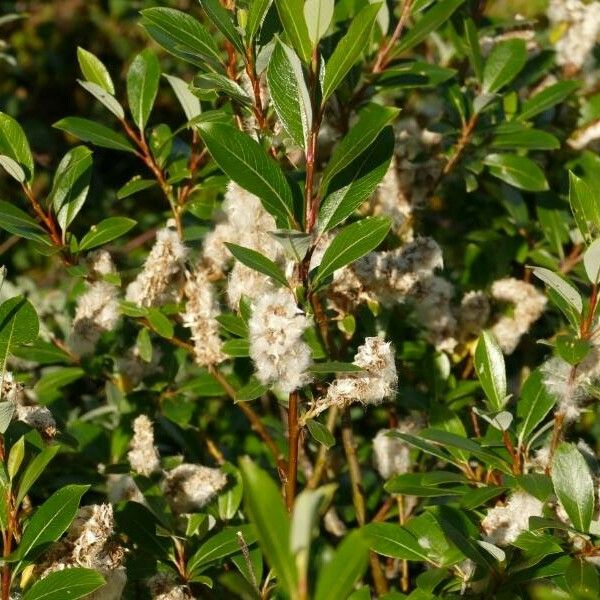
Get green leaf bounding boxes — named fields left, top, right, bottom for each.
left=566, top=558, right=600, bottom=596
left=0, top=112, right=34, bottom=182
left=519, top=80, right=580, bottom=121
left=234, top=378, right=269, bottom=402
left=0, top=155, right=25, bottom=182
left=187, top=525, right=257, bottom=575
left=11, top=339, right=71, bottom=365
left=77, top=80, right=124, bottom=119
left=239, top=457, right=297, bottom=597
left=50, top=146, right=93, bottom=234
left=0, top=296, right=39, bottom=372
left=77, top=47, right=114, bottom=94
left=321, top=3, right=380, bottom=102
left=164, top=74, right=201, bottom=122
left=246, top=0, right=272, bottom=43
left=267, top=40, right=312, bottom=150
left=364, top=523, right=429, bottom=561
left=517, top=369, right=556, bottom=446
left=304, top=0, right=334, bottom=46
left=218, top=465, right=243, bottom=521
left=140, top=8, right=224, bottom=71
left=7, top=436, right=24, bottom=480
left=127, top=49, right=161, bottom=132
left=552, top=443, right=595, bottom=533
left=483, top=154, right=548, bottom=192
left=556, top=334, right=590, bottom=365
left=222, top=339, right=250, bottom=357
left=191, top=73, right=252, bottom=106
left=200, top=0, right=245, bottom=53
left=569, top=171, right=600, bottom=244
left=226, top=243, right=288, bottom=287
left=35, top=367, right=84, bottom=398
left=463, top=18, right=483, bottom=82
left=394, top=0, right=466, bottom=56
left=147, top=309, right=174, bottom=339
left=0, top=201, right=51, bottom=246
left=305, top=419, right=335, bottom=447
left=54, top=117, right=136, bottom=154
left=117, top=177, right=155, bottom=200
left=313, top=216, right=391, bottom=288
left=474, top=330, right=507, bottom=412
left=482, top=39, right=527, bottom=94
left=197, top=122, right=296, bottom=224
left=318, top=127, right=394, bottom=232
left=78, top=217, right=136, bottom=251
left=314, top=530, right=370, bottom=600
left=321, top=103, right=399, bottom=193
left=532, top=266, right=582, bottom=315
left=491, top=127, right=560, bottom=150
left=274, top=0, right=312, bottom=63
left=16, top=484, right=88, bottom=561
left=583, top=238, right=600, bottom=283
left=16, top=445, right=60, bottom=505
left=23, top=567, right=105, bottom=600
left=216, top=314, right=248, bottom=337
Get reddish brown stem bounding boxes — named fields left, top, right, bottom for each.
left=372, top=0, right=414, bottom=74
left=286, top=391, right=301, bottom=511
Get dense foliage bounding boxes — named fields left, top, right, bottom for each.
left=3, top=0, right=600, bottom=598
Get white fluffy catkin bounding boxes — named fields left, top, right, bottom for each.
left=127, top=415, right=161, bottom=476
left=162, top=463, right=227, bottom=513
left=126, top=223, right=187, bottom=308
left=181, top=266, right=225, bottom=367
left=69, top=250, right=120, bottom=356
left=248, top=288, right=312, bottom=394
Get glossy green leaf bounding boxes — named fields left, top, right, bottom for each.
left=0, top=155, right=25, bottom=182
left=0, top=296, right=39, bottom=372
left=474, top=330, right=507, bottom=412
left=519, top=80, right=580, bottom=121
left=321, top=3, right=380, bottom=102
left=50, top=146, right=93, bottom=234
left=117, top=177, right=155, bottom=200
left=305, top=419, right=335, bottom=447
left=484, top=154, right=548, bottom=192
left=191, top=72, right=251, bottom=106
left=482, top=39, right=527, bottom=94
left=569, top=171, right=600, bottom=244
left=78, top=217, right=136, bottom=251
left=364, top=523, right=429, bottom=561
left=0, top=112, right=34, bottom=182
left=77, top=47, right=114, bottom=94
left=274, top=0, right=312, bottom=63
left=318, top=126, right=394, bottom=232
left=463, top=18, right=483, bottom=81
left=394, top=0, right=466, bottom=56
left=187, top=525, right=257, bottom=575
left=226, top=243, right=288, bottom=287
left=491, top=127, right=560, bottom=150
left=321, top=103, right=399, bottom=193
left=16, top=444, right=60, bottom=505
left=7, top=436, right=24, bottom=480
left=583, top=238, right=600, bottom=283
left=552, top=443, right=595, bottom=533
left=127, top=49, right=161, bottom=131
left=532, top=266, right=582, bottom=315
left=304, top=0, right=334, bottom=46
left=140, top=8, right=224, bottom=71
left=54, top=118, right=136, bottom=154
left=313, top=216, right=390, bottom=287
left=267, top=40, right=312, bottom=150
left=200, top=0, right=245, bottom=53
left=239, top=457, right=297, bottom=597
left=77, top=80, right=124, bottom=119
left=246, top=0, right=273, bottom=43
left=314, top=530, right=370, bottom=600
left=23, top=568, right=105, bottom=600
left=0, top=201, right=51, bottom=246
left=164, top=74, right=201, bottom=122
left=517, top=369, right=556, bottom=446
left=565, top=558, right=600, bottom=596
left=197, top=122, right=296, bottom=224
left=234, top=378, right=268, bottom=402
left=16, top=484, right=88, bottom=561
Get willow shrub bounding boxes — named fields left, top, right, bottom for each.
left=1, top=0, right=600, bottom=598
